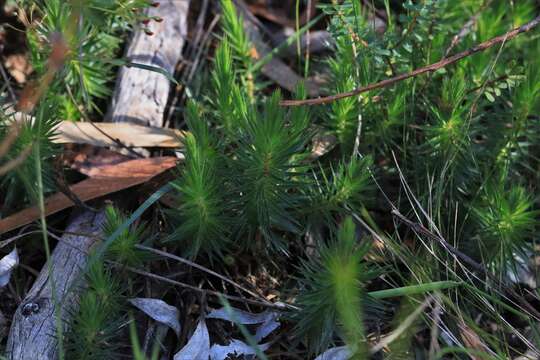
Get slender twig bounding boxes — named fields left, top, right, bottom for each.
left=280, top=15, right=540, bottom=106
left=118, top=263, right=296, bottom=310
left=0, top=62, right=17, bottom=103
left=444, top=0, right=493, bottom=57
left=0, top=229, right=40, bottom=249
left=0, top=144, right=32, bottom=176
left=134, top=244, right=269, bottom=304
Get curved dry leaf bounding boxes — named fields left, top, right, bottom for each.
left=314, top=346, right=351, bottom=360
left=254, top=312, right=280, bottom=341
left=0, top=248, right=18, bottom=287
left=174, top=319, right=210, bottom=360
left=209, top=339, right=270, bottom=360
left=129, top=298, right=181, bottom=336
left=207, top=307, right=273, bottom=325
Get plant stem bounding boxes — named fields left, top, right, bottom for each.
left=34, top=117, right=65, bottom=360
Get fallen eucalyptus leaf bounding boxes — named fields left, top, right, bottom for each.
left=210, top=339, right=270, bottom=360
left=254, top=312, right=280, bottom=341
left=0, top=248, right=18, bottom=287
left=314, top=346, right=351, bottom=360
left=129, top=298, right=181, bottom=336
left=207, top=307, right=273, bottom=325
left=174, top=319, right=210, bottom=360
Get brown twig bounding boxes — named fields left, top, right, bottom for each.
left=444, top=0, right=493, bottom=58
left=119, top=263, right=296, bottom=310
left=280, top=15, right=540, bottom=106
left=134, top=244, right=269, bottom=304
left=0, top=144, right=32, bottom=176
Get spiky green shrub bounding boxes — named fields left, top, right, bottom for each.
left=168, top=102, right=229, bottom=259
left=65, top=262, right=124, bottom=360
left=0, top=102, right=59, bottom=213
left=471, top=182, right=537, bottom=271
left=292, top=217, right=377, bottom=355
left=102, top=206, right=147, bottom=266
left=66, top=206, right=146, bottom=359
left=26, top=0, right=151, bottom=117
left=233, top=91, right=311, bottom=248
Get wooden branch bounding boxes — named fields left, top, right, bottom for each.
left=6, top=1, right=190, bottom=357
left=280, top=15, right=540, bottom=106
left=108, top=0, right=189, bottom=126
left=6, top=211, right=105, bottom=360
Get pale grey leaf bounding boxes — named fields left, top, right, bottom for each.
left=129, top=298, right=181, bottom=336
left=210, top=339, right=270, bottom=360
left=0, top=248, right=18, bottom=287
left=174, top=320, right=210, bottom=360
left=314, top=346, right=351, bottom=360
left=207, top=307, right=274, bottom=325
left=254, top=312, right=280, bottom=341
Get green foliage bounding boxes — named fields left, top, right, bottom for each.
left=471, top=181, right=537, bottom=270
left=4, top=0, right=540, bottom=358
left=311, top=156, right=374, bottom=219
left=219, top=0, right=252, bottom=72
left=292, top=217, right=377, bottom=355
left=0, top=101, right=59, bottom=213
left=65, top=262, right=124, bottom=360
left=234, top=91, right=311, bottom=248
left=325, top=38, right=360, bottom=154
left=168, top=102, right=229, bottom=260
left=102, top=206, right=147, bottom=266
left=27, top=0, right=150, bottom=117
left=210, top=39, right=247, bottom=133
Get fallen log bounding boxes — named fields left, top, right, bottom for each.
left=6, top=211, right=105, bottom=359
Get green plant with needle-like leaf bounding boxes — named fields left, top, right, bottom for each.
left=168, top=101, right=230, bottom=260
left=65, top=261, right=124, bottom=360
left=292, top=217, right=378, bottom=355
left=0, top=101, right=59, bottom=214
left=471, top=181, right=537, bottom=271
left=101, top=206, right=147, bottom=266
left=233, top=91, right=311, bottom=250
left=310, top=156, right=374, bottom=221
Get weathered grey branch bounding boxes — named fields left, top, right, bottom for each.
left=108, top=0, right=189, bottom=126
left=6, top=211, right=105, bottom=360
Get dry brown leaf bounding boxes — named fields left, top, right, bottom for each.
left=308, top=133, right=337, bottom=160
left=0, top=157, right=178, bottom=234
left=4, top=54, right=32, bottom=84
left=62, top=144, right=132, bottom=174
left=53, top=121, right=186, bottom=148
left=458, top=317, right=489, bottom=360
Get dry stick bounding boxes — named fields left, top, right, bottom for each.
left=391, top=209, right=540, bottom=321
left=134, top=244, right=270, bottom=304
left=120, top=264, right=295, bottom=311
left=0, top=144, right=32, bottom=176
left=443, top=0, right=493, bottom=58
left=280, top=14, right=540, bottom=106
